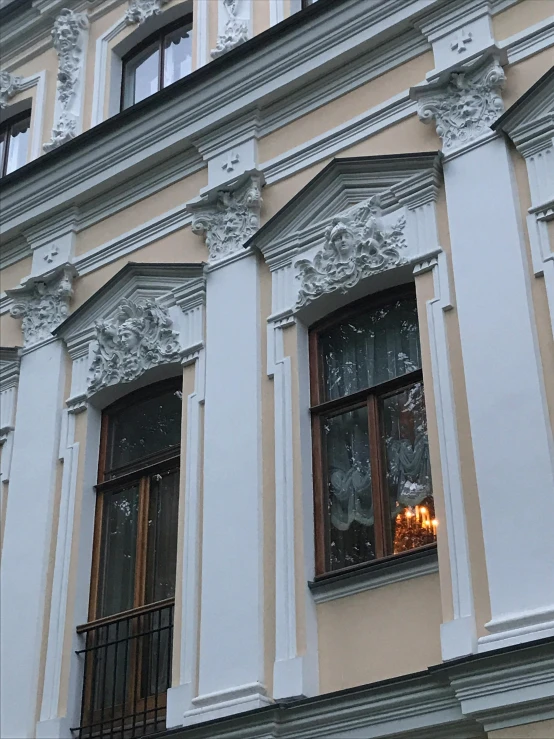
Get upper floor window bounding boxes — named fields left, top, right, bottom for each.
left=121, top=17, right=192, bottom=110
left=310, top=288, right=436, bottom=576
left=0, top=110, right=31, bottom=177
left=291, top=0, right=318, bottom=11
left=76, top=379, right=182, bottom=739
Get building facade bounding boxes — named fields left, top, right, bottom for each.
left=0, top=0, right=553, bottom=737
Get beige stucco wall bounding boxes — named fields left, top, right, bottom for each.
left=488, top=719, right=554, bottom=739
left=0, top=255, right=32, bottom=293
left=75, top=168, right=208, bottom=255
left=318, top=573, right=443, bottom=692
left=504, top=48, right=554, bottom=110
left=259, top=51, right=435, bottom=163
left=492, top=0, right=554, bottom=41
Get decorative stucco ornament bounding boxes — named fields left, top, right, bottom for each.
left=125, top=0, right=170, bottom=25
left=413, top=57, right=506, bottom=152
left=0, top=70, right=24, bottom=109
left=44, top=9, right=89, bottom=152
left=295, top=196, right=407, bottom=308
left=211, top=0, right=249, bottom=59
left=190, top=174, right=263, bottom=261
left=8, top=266, right=75, bottom=348
left=88, top=299, right=182, bottom=394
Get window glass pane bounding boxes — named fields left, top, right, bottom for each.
left=5, top=116, right=30, bottom=174
left=320, top=297, right=421, bottom=401
left=123, top=41, right=160, bottom=108
left=98, top=486, right=139, bottom=617
left=106, top=386, right=182, bottom=474
left=382, top=382, right=436, bottom=554
left=323, top=407, right=375, bottom=570
left=163, top=23, right=192, bottom=87
left=146, top=467, right=179, bottom=604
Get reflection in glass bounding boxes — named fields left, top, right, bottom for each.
left=106, top=388, right=182, bottom=474
left=382, top=383, right=435, bottom=553
left=163, top=24, right=192, bottom=87
left=146, top=468, right=179, bottom=604
left=123, top=42, right=160, bottom=108
left=320, top=298, right=421, bottom=401
left=323, top=407, right=374, bottom=570
left=5, top=116, right=30, bottom=175
left=98, top=486, right=139, bottom=617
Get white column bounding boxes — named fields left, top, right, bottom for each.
left=183, top=251, right=268, bottom=724
left=444, top=136, right=554, bottom=648
left=0, top=340, right=66, bottom=738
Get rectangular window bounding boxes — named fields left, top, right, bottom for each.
left=76, top=379, right=182, bottom=739
left=310, top=288, right=436, bottom=576
left=0, top=110, right=31, bottom=177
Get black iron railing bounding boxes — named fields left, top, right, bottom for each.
left=73, top=600, right=174, bottom=739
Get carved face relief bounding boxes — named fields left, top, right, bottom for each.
left=295, top=196, right=407, bottom=308
left=88, top=299, right=182, bottom=395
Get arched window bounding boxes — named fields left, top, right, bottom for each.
left=310, top=287, right=436, bottom=576
left=121, top=17, right=193, bottom=110
left=76, top=378, right=182, bottom=738
left=0, top=110, right=31, bottom=177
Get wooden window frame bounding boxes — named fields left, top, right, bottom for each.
left=120, top=15, right=193, bottom=111
left=0, top=109, right=31, bottom=178
left=88, top=377, right=182, bottom=622
left=309, top=285, right=436, bottom=578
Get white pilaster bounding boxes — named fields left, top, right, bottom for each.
left=413, top=57, right=554, bottom=647
left=0, top=348, right=19, bottom=487
left=0, top=339, right=67, bottom=738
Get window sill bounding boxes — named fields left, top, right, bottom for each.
left=308, top=546, right=438, bottom=604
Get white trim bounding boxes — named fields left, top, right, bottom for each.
left=91, top=18, right=127, bottom=127
left=414, top=252, right=476, bottom=660
left=269, top=0, right=285, bottom=27
left=501, top=15, right=554, bottom=65
left=195, top=0, right=209, bottom=69
left=310, top=550, right=439, bottom=604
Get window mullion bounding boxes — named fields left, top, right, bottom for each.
left=367, top=394, right=388, bottom=559
left=134, top=475, right=150, bottom=608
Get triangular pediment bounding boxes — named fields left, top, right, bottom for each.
left=493, top=66, right=554, bottom=145
left=248, top=153, right=442, bottom=265
left=56, top=262, right=206, bottom=356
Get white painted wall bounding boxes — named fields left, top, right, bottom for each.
left=0, top=340, right=65, bottom=738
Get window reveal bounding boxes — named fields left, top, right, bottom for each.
left=310, top=289, right=436, bottom=576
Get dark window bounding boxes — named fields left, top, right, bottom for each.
left=76, top=379, right=182, bottom=738
left=0, top=110, right=31, bottom=177
left=310, top=288, right=436, bottom=576
left=121, top=18, right=192, bottom=110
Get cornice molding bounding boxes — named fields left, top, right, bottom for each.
left=188, top=171, right=264, bottom=262
left=6, top=263, right=78, bottom=349
left=411, top=53, right=506, bottom=153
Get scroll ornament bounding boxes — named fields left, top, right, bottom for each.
left=416, top=58, right=506, bottom=152
left=295, top=196, right=407, bottom=308
left=0, top=70, right=24, bottom=109
left=10, top=268, right=74, bottom=347
left=191, top=175, right=263, bottom=261
left=211, top=0, right=249, bottom=59
left=44, top=9, right=89, bottom=152
left=88, top=299, right=181, bottom=394
left=125, top=0, right=170, bottom=25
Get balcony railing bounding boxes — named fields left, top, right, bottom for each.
left=73, top=600, right=174, bottom=739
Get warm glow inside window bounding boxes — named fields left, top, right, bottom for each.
left=310, top=288, right=437, bottom=576
left=0, top=111, right=31, bottom=177
left=121, top=18, right=193, bottom=110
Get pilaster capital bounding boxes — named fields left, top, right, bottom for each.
left=44, top=8, right=89, bottom=152
left=6, top=264, right=78, bottom=349
left=188, top=171, right=264, bottom=263
left=411, top=53, right=506, bottom=155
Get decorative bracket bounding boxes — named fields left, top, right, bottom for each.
left=125, top=0, right=170, bottom=25
left=0, top=70, right=24, bottom=109
left=211, top=0, right=249, bottom=59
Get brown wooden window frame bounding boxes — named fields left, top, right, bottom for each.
left=120, top=15, right=193, bottom=111
left=309, top=285, right=436, bottom=578
left=0, top=109, right=31, bottom=178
